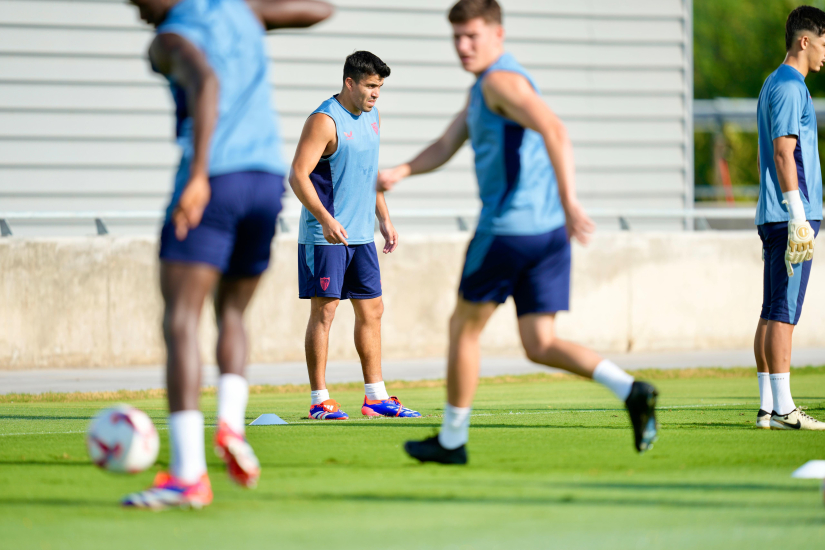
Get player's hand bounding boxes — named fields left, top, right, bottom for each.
left=322, top=217, right=348, bottom=246
left=376, top=165, right=410, bottom=192
left=172, top=172, right=211, bottom=241
left=379, top=219, right=399, bottom=253
left=785, top=219, right=815, bottom=276
left=563, top=201, right=596, bottom=245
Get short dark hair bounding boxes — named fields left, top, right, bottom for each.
left=786, top=6, right=825, bottom=51
left=448, top=0, right=502, bottom=25
left=343, top=51, right=390, bottom=84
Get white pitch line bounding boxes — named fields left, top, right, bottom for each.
left=0, top=403, right=753, bottom=436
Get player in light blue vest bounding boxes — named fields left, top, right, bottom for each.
left=124, top=0, right=332, bottom=509
left=378, top=0, right=659, bottom=463
left=753, top=6, right=825, bottom=432
left=289, top=52, right=421, bottom=422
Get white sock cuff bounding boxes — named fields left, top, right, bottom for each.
left=311, top=389, right=330, bottom=405
left=769, top=372, right=790, bottom=381
left=365, top=381, right=389, bottom=401
left=219, top=373, right=248, bottom=391
left=439, top=403, right=472, bottom=450
left=592, top=359, right=634, bottom=401
left=168, top=410, right=206, bottom=484
left=217, top=374, right=249, bottom=434
left=757, top=372, right=770, bottom=379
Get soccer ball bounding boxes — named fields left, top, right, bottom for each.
left=86, top=404, right=159, bottom=473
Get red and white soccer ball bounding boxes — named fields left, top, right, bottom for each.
left=86, top=404, right=159, bottom=474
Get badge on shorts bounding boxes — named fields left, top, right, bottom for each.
left=320, top=277, right=330, bottom=291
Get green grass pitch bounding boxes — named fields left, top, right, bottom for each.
left=1, top=368, right=824, bottom=549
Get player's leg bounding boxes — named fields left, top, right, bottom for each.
left=513, top=226, right=657, bottom=452
left=299, top=243, right=350, bottom=419
left=754, top=226, right=773, bottom=427
left=762, top=221, right=825, bottom=430
left=405, top=233, right=519, bottom=463
left=122, top=262, right=218, bottom=509
left=306, top=296, right=340, bottom=387
left=754, top=318, right=773, bottom=427
left=404, top=298, right=498, bottom=463
left=345, top=243, right=420, bottom=417
left=213, top=275, right=263, bottom=487
left=209, top=170, right=283, bottom=484
left=162, top=262, right=218, bottom=498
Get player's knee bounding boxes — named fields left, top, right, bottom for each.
left=355, top=299, right=383, bottom=323
left=163, top=307, right=198, bottom=342
left=312, top=301, right=339, bottom=327
left=522, top=338, right=555, bottom=363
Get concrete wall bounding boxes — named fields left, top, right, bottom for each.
left=2, top=232, right=824, bottom=369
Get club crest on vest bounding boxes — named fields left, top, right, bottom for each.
left=371, top=122, right=379, bottom=134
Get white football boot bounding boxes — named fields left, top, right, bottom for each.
left=770, top=408, right=825, bottom=431
left=756, top=409, right=772, bottom=429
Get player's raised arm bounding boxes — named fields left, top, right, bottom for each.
left=245, top=0, right=334, bottom=30
left=149, top=33, right=218, bottom=240
left=482, top=71, right=595, bottom=245
left=376, top=106, right=469, bottom=191
left=288, top=114, right=349, bottom=245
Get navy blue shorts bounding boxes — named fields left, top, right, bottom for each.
left=298, top=242, right=382, bottom=300
left=459, top=226, right=570, bottom=317
left=759, top=220, right=820, bottom=325
left=159, top=171, right=284, bottom=277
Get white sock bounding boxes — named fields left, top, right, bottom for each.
left=438, top=403, right=471, bottom=450
left=757, top=372, right=773, bottom=412
left=217, top=373, right=248, bottom=434
left=311, top=389, right=329, bottom=405
left=592, top=359, right=634, bottom=401
left=168, top=410, right=207, bottom=484
left=770, top=373, right=796, bottom=415
left=365, top=381, right=389, bottom=401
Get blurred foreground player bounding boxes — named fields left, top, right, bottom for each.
left=289, top=52, right=420, bottom=420
left=122, top=0, right=332, bottom=509
left=378, top=0, right=658, bottom=464
left=753, top=6, right=825, bottom=431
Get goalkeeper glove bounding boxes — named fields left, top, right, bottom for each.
left=783, top=190, right=814, bottom=277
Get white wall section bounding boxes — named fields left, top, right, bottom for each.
left=0, top=0, right=693, bottom=235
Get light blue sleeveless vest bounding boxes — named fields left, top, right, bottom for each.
left=299, top=96, right=380, bottom=245
left=155, top=0, right=286, bottom=215
left=467, top=52, right=565, bottom=235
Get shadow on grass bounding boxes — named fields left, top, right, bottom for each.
left=0, top=498, right=116, bottom=508
left=246, top=490, right=818, bottom=512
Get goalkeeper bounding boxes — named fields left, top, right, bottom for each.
left=753, top=6, right=825, bottom=431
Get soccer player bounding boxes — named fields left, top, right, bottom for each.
left=122, top=0, right=332, bottom=509
left=377, top=0, right=658, bottom=464
left=753, top=6, right=825, bottom=431
left=289, top=52, right=421, bottom=420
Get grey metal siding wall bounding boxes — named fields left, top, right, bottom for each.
left=0, top=0, right=691, bottom=235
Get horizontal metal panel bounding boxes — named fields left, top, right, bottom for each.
left=0, top=56, right=685, bottom=95
left=329, top=0, right=685, bottom=18
left=0, top=168, right=174, bottom=194
left=0, top=139, right=683, bottom=171
left=0, top=27, right=684, bottom=69
left=265, top=34, right=685, bottom=68
left=0, top=84, right=684, bottom=118
left=0, top=166, right=685, bottom=198
left=0, top=0, right=139, bottom=28
left=0, top=111, right=684, bottom=145
left=0, top=0, right=685, bottom=31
